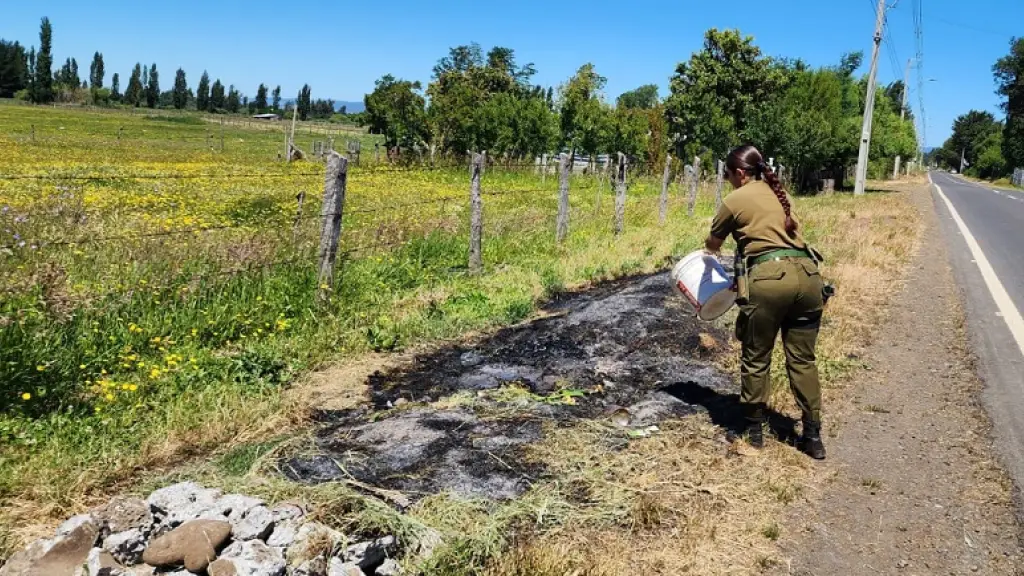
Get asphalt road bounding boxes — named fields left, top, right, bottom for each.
left=930, top=170, right=1024, bottom=507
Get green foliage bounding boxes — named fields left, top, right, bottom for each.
left=226, top=85, right=241, bottom=113
left=196, top=71, right=210, bottom=112
left=254, top=83, right=268, bottom=112
left=365, top=75, right=429, bottom=150
left=89, top=52, right=104, bottom=90
left=172, top=68, right=188, bottom=110
left=271, top=85, right=281, bottom=111
left=558, top=63, right=611, bottom=157
left=974, top=131, right=1006, bottom=179
left=210, top=79, right=225, bottom=111
left=146, top=64, right=159, bottom=108
left=297, top=84, right=312, bottom=121
left=110, top=72, right=120, bottom=102
left=31, top=17, right=54, bottom=104
left=0, top=40, right=29, bottom=98
left=666, top=28, right=787, bottom=160
left=125, top=63, right=143, bottom=107
left=995, top=37, right=1024, bottom=170
left=616, top=84, right=659, bottom=110
left=935, top=110, right=1002, bottom=172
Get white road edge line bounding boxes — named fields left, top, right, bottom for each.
left=934, top=181, right=1024, bottom=359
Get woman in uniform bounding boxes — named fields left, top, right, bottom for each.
left=704, top=144, right=826, bottom=460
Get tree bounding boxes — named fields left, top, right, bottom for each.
left=125, top=63, right=143, bottom=106
left=936, top=110, right=1002, bottom=172
left=297, top=84, right=312, bottom=120
left=364, top=74, right=429, bottom=150
left=884, top=80, right=912, bottom=120
left=617, top=84, right=659, bottom=110
left=226, top=85, right=240, bottom=113
left=196, top=71, right=210, bottom=111
left=210, top=79, right=225, bottom=110
left=272, top=85, right=281, bottom=111
left=88, top=52, right=104, bottom=89
left=665, top=28, right=786, bottom=160
left=311, top=98, right=335, bottom=119
left=254, top=83, right=268, bottom=112
left=994, top=37, right=1024, bottom=172
left=32, top=17, right=54, bottom=103
left=172, top=68, right=188, bottom=109
left=558, top=63, right=612, bottom=157
left=0, top=40, right=29, bottom=98
left=110, top=72, right=120, bottom=102
left=146, top=64, right=159, bottom=108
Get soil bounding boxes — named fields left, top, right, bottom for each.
left=282, top=272, right=739, bottom=503
left=773, top=185, right=1023, bottom=575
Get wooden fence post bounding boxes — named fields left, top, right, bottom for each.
left=687, top=155, right=700, bottom=217
left=614, top=152, right=627, bottom=235
left=557, top=153, right=571, bottom=243
left=317, top=152, right=348, bottom=298
left=659, top=154, right=672, bottom=225
left=31, top=124, right=35, bottom=143
left=469, top=151, right=484, bottom=274
left=715, top=159, right=725, bottom=212
left=375, top=143, right=380, bottom=163
left=293, top=191, right=306, bottom=243
left=541, top=154, right=548, bottom=184
left=220, top=118, right=225, bottom=151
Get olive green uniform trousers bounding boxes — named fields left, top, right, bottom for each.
left=736, top=257, right=824, bottom=422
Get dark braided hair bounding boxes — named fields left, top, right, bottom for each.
left=726, top=145, right=797, bottom=235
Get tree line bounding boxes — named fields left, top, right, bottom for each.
left=364, top=30, right=918, bottom=191
left=0, top=17, right=347, bottom=121
left=928, top=38, right=1024, bottom=179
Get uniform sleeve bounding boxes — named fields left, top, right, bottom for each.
left=710, top=202, right=736, bottom=240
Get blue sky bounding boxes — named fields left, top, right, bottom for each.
left=2, top=0, right=1018, bottom=147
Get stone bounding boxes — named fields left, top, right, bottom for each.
left=141, top=519, right=231, bottom=573
left=410, top=528, right=443, bottom=563
left=344, top=536, right=396, bottom=571
left=5, top=522, right=100, bottom=576
left=375, top=558, right=402, bottom=576
left=102, top=528, right=148, bottom=566
left=85, top=547, right=124, bottom=576
left=327, top=558, right=365, bottom=576
left=231, top=505, right=275, bottom=541
left=265, top=519, right=301, bottom=548
left=285, top=522, right=344, bottom=566
left=94, top=497, right=152, bottom=534
left=146, top=482, right=221, bottom=529
left=212, top=540, right=286, bottom=576
left=201, top=494, right=265, bottom=523
left=56, top=514, right=96, bottom=537
left=268, top=503, right=304, bottom=523
left=292, top=557, right=329, bottom=576
left=459, top=351, right=483, bottom=367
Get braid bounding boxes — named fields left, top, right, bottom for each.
left=758, top=161, right=797, bottom=234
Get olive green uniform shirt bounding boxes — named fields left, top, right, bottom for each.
left=710, top=180, right=807, bottom=257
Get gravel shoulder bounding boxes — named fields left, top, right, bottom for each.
left=774, top=184, right=1023, bottom=574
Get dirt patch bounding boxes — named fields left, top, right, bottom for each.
left=282, top=273, right=736, bottom=502
left=773, top=184, right=1023, bottom=574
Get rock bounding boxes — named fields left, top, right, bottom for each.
left=459, top=351, right=483, bottom=367
left=292, top=557, right=329, bottom=576
left=141, top=519, right=231, bottom=573
left=286, top=523, right=344, bottom=566
left=231, top=505, right=275, bottom=541
left=327, top=558, right=365, bottom=576
left=265, top=519, right=300, bottom=548
left=85, top=547, right=124, bottom=576
left=268, top=503, right=304, bottom=523
left=201, top=494, right=265, bottom=523
left=102, top=528, right=148, bottom=565
left=212, top=540, right=286, bottom=576
left=5, top=522, right=100, bottom=576
left=344, top=536, right=396, bottom=571
left=410, top=528, right=443, bottom=563
left=57, top=514, right=96, bottom=537
left=146, top=482, right=221, bottom=529
left=375, top=558, right=403, bottom=576
left=94, top=497, right=152, bottom=534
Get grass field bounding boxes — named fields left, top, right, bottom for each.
left=0, top=104, right=923, bottom=574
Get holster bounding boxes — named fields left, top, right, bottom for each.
left=733, top=251, right=750, bottom=305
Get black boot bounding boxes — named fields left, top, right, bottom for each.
left=742, top=403, right=765, bottom=449
left=800, top=420, right=826, bottom=460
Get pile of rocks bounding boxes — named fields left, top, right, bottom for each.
left=0, top=482, right=404, bottom=576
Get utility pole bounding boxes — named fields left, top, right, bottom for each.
left=960, top=148, right=966, bottom=174
left=855, top=0, right=888, bottom=195
left=894, top=58, right=913, bottom=180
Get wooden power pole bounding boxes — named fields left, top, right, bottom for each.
left=855, top=0, right=887, bottom=195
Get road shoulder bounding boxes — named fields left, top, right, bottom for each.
left=774, top=183, right=1022, bottom=575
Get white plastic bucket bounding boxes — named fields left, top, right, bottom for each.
left=671, top=251, right=736, bottom=321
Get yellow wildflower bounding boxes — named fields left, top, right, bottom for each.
left=21, top=392, right=31, bottom=401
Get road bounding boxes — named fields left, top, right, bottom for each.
left=930, top=170, right=1024, bottom=506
